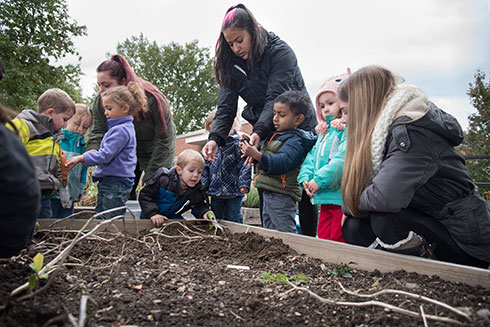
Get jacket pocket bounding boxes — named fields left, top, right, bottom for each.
left=437, top=194, right=490, bottom=245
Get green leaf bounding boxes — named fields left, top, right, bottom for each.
left=39, top=273, right=49, bottom=280
left=342, top=272, right=353, bottom=279
left=28, top=275, right=36, bottom=291
left=32, top=253, right=44, bottom=272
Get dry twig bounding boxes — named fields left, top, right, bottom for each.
left=281, top=282, right=467, bottom=325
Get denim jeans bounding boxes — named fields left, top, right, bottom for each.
left=39, top=191, right=53, bottom=219
left=211, top=196, right=243, bottom=223
left=96, top=182, right=132, bottom=219
left=50, top=198, right=74, bottom=219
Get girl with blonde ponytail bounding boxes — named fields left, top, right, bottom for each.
left=66, top=82, right=145, bottom=219
left=338, top=65, right=490, bottom=268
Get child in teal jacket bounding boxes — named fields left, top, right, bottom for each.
left=298, top=70, right=350, bottom=241
left=51, top=104, right=92, bottom=218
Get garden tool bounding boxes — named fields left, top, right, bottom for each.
left=59, top=150, right=72, bottom=209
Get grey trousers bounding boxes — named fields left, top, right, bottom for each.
left=262, top=190, right=297, bottom=234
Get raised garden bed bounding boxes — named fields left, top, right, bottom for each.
left=0, top=218, right=489, bottom=326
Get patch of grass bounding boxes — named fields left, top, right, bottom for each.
left=327, top=262, right=356, bottom=280
left=259, top=272, right=310, bottom=285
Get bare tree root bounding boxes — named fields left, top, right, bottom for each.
left=280, top=282, right=468, bottom=325
left=145, top=220, right=227, bottom=244
left=336, top=281, right=471, bottom=322
left=9, top=208, right=136, bottom=300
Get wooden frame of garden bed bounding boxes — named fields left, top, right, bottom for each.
left=37, top=219, right=490, bottom=288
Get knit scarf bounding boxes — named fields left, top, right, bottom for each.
left=370, top=85, right=429, bottom=177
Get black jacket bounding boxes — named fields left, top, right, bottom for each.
left=0, top=123, right=40, bottom=258
left=359, top=103, right=490, bottom=262
left=139, top=167, right=209, bottom=220
left=209, top=32, right=317, bottom=146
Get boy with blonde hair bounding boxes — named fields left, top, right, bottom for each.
left=8, top=88, right=75, bottom=218
left=139, top=149, right=213, bottom=227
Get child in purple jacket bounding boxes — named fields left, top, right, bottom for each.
left=66, top=82, right=147, bottom=218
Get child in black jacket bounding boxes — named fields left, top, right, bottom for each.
left=139, top=149, right=213, bottom=227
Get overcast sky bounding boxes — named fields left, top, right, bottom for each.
left=65, top=0, right=490, bottom=131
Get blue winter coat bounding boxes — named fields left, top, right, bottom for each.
left=201, top=130, right=251, bottom=197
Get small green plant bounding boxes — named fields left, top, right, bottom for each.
left=27, top=253, right=49, bottom=291
left=259, top=272, right=309, bottom=285
left=327, top=262, right=355, bottom=280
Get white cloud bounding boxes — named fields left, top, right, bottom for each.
left=63, top=0, right=490, bottom=130
left=429, top=96, right=476, bottom=131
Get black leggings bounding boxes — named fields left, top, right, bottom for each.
left=342, top=208, right=489, bottom=268
left=298, top=190, right=318, bottom=237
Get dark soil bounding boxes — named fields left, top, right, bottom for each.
left=0, top=220, right=489, bottom=326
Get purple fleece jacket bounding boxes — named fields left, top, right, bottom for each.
left=84, top=116, right=136, bottom=178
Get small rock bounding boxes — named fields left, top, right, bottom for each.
left=477, top=308, right=490, bottom=320
left=218, top=280, right=226, bottom=286
left=404, top=282, right=419, bottom=289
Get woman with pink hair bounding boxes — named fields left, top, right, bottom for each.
left=86, top=54, right=176, bottom=199
left=202, top=4, right=318, bottom=236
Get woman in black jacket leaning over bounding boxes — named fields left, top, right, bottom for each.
left=202, top=4, right=318, bottom=235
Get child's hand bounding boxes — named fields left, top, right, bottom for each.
left=240, top=140, right=261, bottom=167
left=65, top=155, right=84, bottom=171
left=240, top=187, right=249, bottom=194
left=308, top=179, right=320, bottom=194
left=331, top=118, right=345, bottom=130
left=302, top=181, right=313, bottom=198
left=150, top=214, right=168, bottom=227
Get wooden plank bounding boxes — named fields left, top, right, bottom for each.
left=36, top=219, right=490, bottom=288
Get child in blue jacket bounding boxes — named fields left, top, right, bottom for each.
left=201, top=109, right=251, bottom=223
left=241, top=91, right=316, bottom=233
left=139, top=149, right=213, bottom=227
left=51, top=104, right=92, bottom=218
left=298, top=70, right=350, bottom=241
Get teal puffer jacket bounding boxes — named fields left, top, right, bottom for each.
left=298, top=124, right=346, bottom=206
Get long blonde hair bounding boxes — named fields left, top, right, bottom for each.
left=338, top=66, right=396, bottom=216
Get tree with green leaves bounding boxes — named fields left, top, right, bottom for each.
left=0, top=0, right=87, bottom=110
left=116, top=34, right=218, bottom=134
left=461, top=69, right=490, bottom=197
